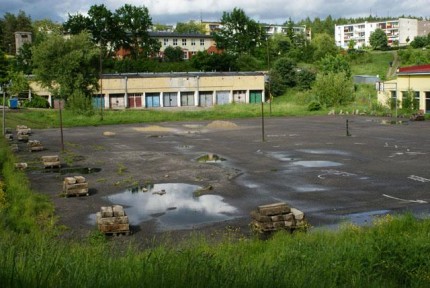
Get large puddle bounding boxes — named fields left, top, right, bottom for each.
left=91, top=183, right=237, bottom=231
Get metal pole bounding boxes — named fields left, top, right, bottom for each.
left=59, top=101, right=64, bottom=151
left=261, top=101, right=265, bottom=142
left=2, top=88, right=5, bottom=136
left=99, top=46, right=104, bottom=121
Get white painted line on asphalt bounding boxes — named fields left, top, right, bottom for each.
left=382, top=194, right=427, bottom=204
left=408, top=175, right=430, bottom=183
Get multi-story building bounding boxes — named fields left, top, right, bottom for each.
left=261, top=24, right=312, bottom=40
left=149, top=32, right=219, bottom=60
left=335, top=18, right=430, bottom=49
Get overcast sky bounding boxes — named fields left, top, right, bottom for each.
left=1, top=0, right=429, bottom=25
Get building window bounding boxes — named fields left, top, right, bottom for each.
left=173, top=38, right=177, bottom=46
left=200, top=39, right=205, bottom=46
left=183, top=51, right=188, bottom=60
left=191, top=39, right=196, bottom=46
left=182, top=39, right=187, bottom=46
left=163, top=38, right=169, bottom=46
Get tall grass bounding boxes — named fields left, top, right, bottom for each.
left=1, top=215, right=429, bottom=287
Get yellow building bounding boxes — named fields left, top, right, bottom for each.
left=377, top=64, right=430, bottom=113
left=30, top=72, right=266, bottom=109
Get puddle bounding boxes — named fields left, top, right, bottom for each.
left=292, top=161, right=342, bottom=168
left=42, top=167, right=101, bottom=175
left=90, top=183, right=237, bottom=231
left=197, top=153, right=226, bottom=163
left=297, top=149, right=350, bottom=156
left=342, top=210, right=390, bottom=225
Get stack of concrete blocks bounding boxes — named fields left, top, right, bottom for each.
left=27, top=140, right=44, bottom=152
left=63, top=176, right=89, bottom=197
left=5, top=127, right=13, bottom=140
left=250, top=202, right=307, bottom=233
left=14, top=162, right=28, bottom=170
left=96, top=205, right=130, bottom=235
left=17, top=125, right=31, bottom=142
left=41, top=155, right=61, bottom=168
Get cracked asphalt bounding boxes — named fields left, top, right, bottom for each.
left=16, top=115, right=430, bottom=242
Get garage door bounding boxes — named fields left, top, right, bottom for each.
left=128, top=93, right=142, bottom=108
left=233, top=90, right=246, bottom=103
left=145, top=93, right=160, bottom=107
left=92, top=95, right=105, bottom=108
left=199, top=91, right=213, bottom=107
left=249, top=90, right=262, bottom=103
left=181, top=92, right=195, bottom=106
left=110, top=94, right=125, bottom=109
left=163, top=92, right=178, bottom=107
left=216, top=91, right=230, bottom=105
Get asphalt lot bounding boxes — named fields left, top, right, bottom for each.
left=16, top=115, right=430, bottom=241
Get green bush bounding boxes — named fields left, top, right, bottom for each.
left=23, top=95, right=49, bottom=108
left=308, top=100, right=322, bottom=111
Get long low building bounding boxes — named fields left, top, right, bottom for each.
left=30, top=71, right=266, bottom=109
left=377, top=64, right=430, bottom=113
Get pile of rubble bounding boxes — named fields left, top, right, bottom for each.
left=63, top=176, right=89, bottom=197
left=250, top=202, right=307, bottom=234
left=96, top=205, right=130, bottom=235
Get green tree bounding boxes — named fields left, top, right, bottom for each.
left=32, top=32, right=99, bottom=114
left=7, top=70, right=28, bottom=97
left=268, top=57, right=298, bottom=96
left=410, top=35, right=429, bottom=48
left=312, top=33, right=338, bottom=61
left=175, top=21, right=205, bottom=34
left=13, top=43, right=32, bottom=74
left=312, top=71, right=354, bottom=107
left=63, top=13, right=90, bottom=35
left=163, top=46, right=183, bottom=62
left=319, top=54, right=351, bottom=79
left=191, top=51, right=238, bottom=72
left=369, top=28, right=388, bottom=50
left=115, top=4, right=160, bottom=59
left=213, top=8, right=264, bottom=55
left=0, top=49, right=10, bottom=85
left=33, top=19, right=63, bottom=44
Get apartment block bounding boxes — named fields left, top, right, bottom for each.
left=335, top=18, right=430, bottom=49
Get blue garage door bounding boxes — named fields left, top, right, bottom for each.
left=146, top=93, right=160, bottom=107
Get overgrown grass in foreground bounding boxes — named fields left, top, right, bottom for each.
left=1, top=140, right=430, bottom=287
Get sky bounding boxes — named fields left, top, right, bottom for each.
left=1, top=0, right=429, bottom=25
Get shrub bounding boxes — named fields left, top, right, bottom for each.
left=308, top=100, right=322, bottom=111
left=23, top=95, right=50, bottom=108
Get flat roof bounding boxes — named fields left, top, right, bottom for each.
left=102, top=71, right=266, bottom=79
